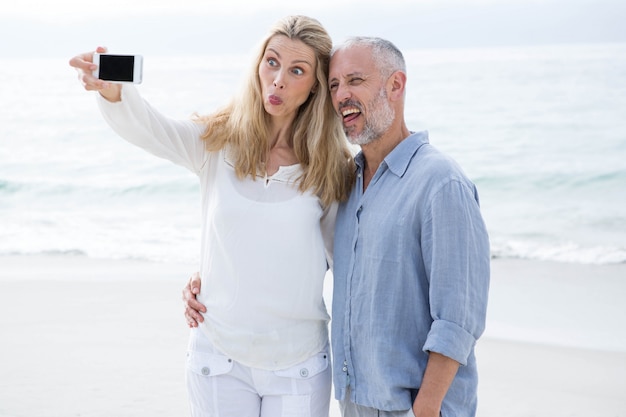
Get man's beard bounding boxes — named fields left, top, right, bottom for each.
left=346, top=88, right=395, bottom=146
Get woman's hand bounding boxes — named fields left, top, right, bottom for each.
left=183, top=272, right=206, bottom=328
left=68, top=46, right=122, bottom=102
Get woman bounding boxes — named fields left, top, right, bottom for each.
left=70, top=15, right=354, bottom=417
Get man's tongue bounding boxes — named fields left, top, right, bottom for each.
left=344, top=112, right=360, bottom=123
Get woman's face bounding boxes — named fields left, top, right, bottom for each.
left=258, top=35, right=317, bottom=122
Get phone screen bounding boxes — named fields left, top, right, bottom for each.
left=98, top=55, right=135, bottom=82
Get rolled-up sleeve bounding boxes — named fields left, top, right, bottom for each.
left=422, top=180, right=491, bottom=366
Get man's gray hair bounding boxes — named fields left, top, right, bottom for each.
left=332, top=37, right=406, bottom=78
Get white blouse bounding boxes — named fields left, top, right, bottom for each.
left=98, top=86, right=335, bottom=369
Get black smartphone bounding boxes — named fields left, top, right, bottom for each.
left=93, top=53, right=143, bottom=84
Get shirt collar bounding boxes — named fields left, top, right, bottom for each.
left=355, top=131, right=430, bottom=178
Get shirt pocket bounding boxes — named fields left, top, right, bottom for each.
left=186, top=350, right=234, bottom=377
left=273, top=352, right=329, bottom=379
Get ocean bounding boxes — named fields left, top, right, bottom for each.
left=1, top=42, right=625, bottom=265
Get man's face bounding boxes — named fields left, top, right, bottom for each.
left=328, top=46, right=394, bottom=145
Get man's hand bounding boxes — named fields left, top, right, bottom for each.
left=182, top=272, right=206, bottom=328
left=412, top=351, right=460, bottom=417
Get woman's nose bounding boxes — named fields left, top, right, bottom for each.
left=273, top=72, right=285, bottom=89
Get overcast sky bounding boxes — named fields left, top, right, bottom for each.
left=0, top=0, right=431, bottom=19
left=1, top=0, right=625, bottom=57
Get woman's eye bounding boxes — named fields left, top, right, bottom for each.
left=268, top=58, right=278, bottom=67
left=292, top=68, right=304, bottom=76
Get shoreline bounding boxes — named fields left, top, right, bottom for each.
left=486, top=257, right=626, bottom=353
left=1, top=255, right=625, bottom=416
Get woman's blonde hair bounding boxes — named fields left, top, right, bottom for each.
left=196, top=15, right=355, bottom=206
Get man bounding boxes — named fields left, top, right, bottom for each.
left=184, top=37, right=490, bottom=417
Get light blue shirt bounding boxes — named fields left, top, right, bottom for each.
left=332, top=131, right=490, bottom=415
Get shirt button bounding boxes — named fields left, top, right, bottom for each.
left=201, top=367, right=210, bottom=376
left=300, top=368, right=309, bottom=377
left=342, top=366, right=348, bottom=372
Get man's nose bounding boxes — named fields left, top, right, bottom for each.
left=334, top=83, right=351, bottom=103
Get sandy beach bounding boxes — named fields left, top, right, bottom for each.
left=1, top=255, right=625, bottom=417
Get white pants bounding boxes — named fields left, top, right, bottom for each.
left=185, top=328, right=331, bottom=417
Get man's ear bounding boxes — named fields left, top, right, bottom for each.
left=387, top=70, right=407, bottom=101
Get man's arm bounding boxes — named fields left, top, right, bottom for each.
left=412, top=351, right=460, bottom=417
left=182, top=272, right=206, bottom=327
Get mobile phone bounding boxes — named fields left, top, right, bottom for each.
left=93, top=53, right=143, bottom=84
